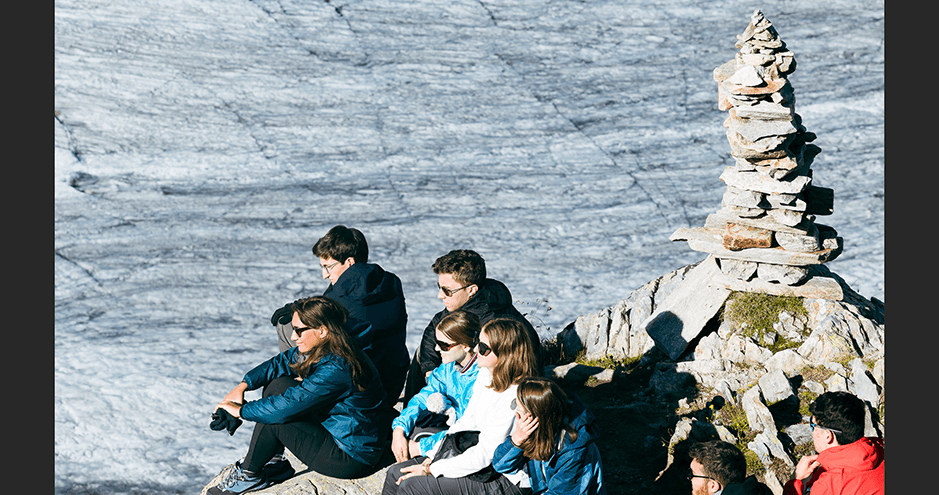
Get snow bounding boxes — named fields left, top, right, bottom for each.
left=54, top=0, right=884, bottom=493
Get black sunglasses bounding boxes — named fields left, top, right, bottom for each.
left=476, top=340, right=492, bottom=356
left=436, top=339, right=460, bottom=351
left=293, top=325, right=314, bottom=336
left=438, top=283, right=472, bottom=297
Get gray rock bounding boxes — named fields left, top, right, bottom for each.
left=765, top=349, right=809, bottom=374
left=640, top=255, right=731, bottom=360
left=775, top=227, right=821, bottom=252
left=785, top=423, right=813, bottom=445
left=801, top=380, right=825, bottom=396
left=718, top=257, right=759, bottom=280
left=759, top=369, right=794, bottom=404
left=757, top=263, right=809, bottom=285
left=848, top=358, right=881, bottom=408
left=723, top=185, right=766, bottom=209
left=742, top=386, right=777, bottom=433
left=872, top=358, right=885, bottom=389
left=825, top=373, right=849, bottom=392
left=727, top=65, right=765, bottom=86
left=719, top=166, right=812, bottom=195
left=767, top=207, right=806, bottom=227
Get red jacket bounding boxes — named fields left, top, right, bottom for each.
left=784, top=437, right=884, bottom=495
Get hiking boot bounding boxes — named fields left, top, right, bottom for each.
left=262, top=458, right=295, bottom=484
left=206, top=461, right=270, bottom=495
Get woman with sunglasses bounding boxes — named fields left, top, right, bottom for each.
left=492, top=377, right=605, bottom=495
left=206, top=296, right=386, bottom=495
left=383, top=318, right=541, bottom=495
left=391, top=311, right=482, bottom=462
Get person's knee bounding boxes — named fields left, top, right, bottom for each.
left=262, top=376, right=299, bottom=398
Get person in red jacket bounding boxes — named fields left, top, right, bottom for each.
left=784, top=391, right=884, bottom=495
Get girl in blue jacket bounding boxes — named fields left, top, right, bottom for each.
left=492, top=377, right=606, bottom=495
left=207, top=296, right=386, bottom=495
left=391, top=310, right=481, bottom=462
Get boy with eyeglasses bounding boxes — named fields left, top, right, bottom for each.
left=688, top=440, right=772, bottom=495
left=401, top=249, right=542, bottom=405
left=268, top=225, right=409, bottom=423
left=784, top=391, right=884, bottom=495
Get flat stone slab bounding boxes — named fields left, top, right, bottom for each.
left=639, top=255, right=731, bottom=360
left=670, top=227, right=842, bottom=265
left=714, top=270, right=844, bottom=300
left=720, top=166, right=812, bottom=195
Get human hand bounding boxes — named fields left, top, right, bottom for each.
left=216, top=400, right=243, bottom=419
left=270, top=303, right=293, bottom=327
left=794, top=454, right=820, bottom=480
left=396, top=459, right=432, bottom=484
left=392, top=429, right=411, bottom=462
left=511, top=410, right=539, bottom=447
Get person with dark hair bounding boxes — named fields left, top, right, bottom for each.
left=391, top=311, right=482, bottom=463
left=269, top=225, right=409, bottom=418
left=491, top=377, right=605, bottom=495
left=206, top=296, right=386, bottom=495
left=784, top=391, right=884, bottom=495
left=382, top=318, right=541, bottom=495
left=402, top=249, right=542, bottom=405
left=688, top=440, right=771, bottom=495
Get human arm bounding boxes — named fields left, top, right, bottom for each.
left=241, top=355, right=350, bottom=424
left=492, top=410, right=538, bottom=473
left=392, top=427, right=411, bottom=462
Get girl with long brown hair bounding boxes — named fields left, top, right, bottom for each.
left=382, top=317, right=541, bottom=495
left=492, top=377, right=606, bottom=495
left=206, top=296, right=386, bottom=495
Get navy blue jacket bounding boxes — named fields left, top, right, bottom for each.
left=324, top=262, right=409, bottom=404
left=239, top=347, right=386, bottom=466
left=492, top=395, right=605, bottom=495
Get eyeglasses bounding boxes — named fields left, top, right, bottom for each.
left=438, top=283, right=472, bottom=297
left=293, top=325, right=313, bottom=336
left=687, top=471, right=715, bottom=482
left=321, top=261, right=340, bottom=274
left=810, top=421, right=843, bottom=434
left=436, top=339, right=459, bottom=352
left=476, top=340, right=493, bottom=357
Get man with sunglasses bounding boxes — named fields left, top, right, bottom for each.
left=688, top=440, right=771, bottom=495
left=269, top=225, right=409, bottom=417
left=784, top=391, right=884, bottom=495
left=401, top=249, right=542, bottom=405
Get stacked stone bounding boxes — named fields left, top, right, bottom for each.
left=671, top=10, right=844, bottom=300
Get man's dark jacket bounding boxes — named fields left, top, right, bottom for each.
left=402, top=278, right=541, bottom=404
left=324, top=262, right=409, bottom=409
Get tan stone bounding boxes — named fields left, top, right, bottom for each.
left=724, top=223, right=773, bottom=251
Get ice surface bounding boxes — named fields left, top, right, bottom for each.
left=54, top=0, right=884, bottom=493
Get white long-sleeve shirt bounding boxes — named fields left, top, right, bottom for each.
left=426, top=367, right=529, bottom=486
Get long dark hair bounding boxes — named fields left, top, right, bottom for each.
left=482, top=318, right=540, bottom=393
left=516, top=377, right=578, bottom=461
left=288, top=296, right=373, bottom=390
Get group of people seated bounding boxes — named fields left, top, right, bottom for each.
left=205, top=225, right=883, bottom=495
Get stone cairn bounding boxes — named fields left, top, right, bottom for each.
left=671, top=9, right=844, bottom=301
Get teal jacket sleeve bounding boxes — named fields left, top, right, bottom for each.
left=242, top=347, right=299, bottom=390
left=241, top=354, right=352, bottom=424
left=390, top=364, right=453, bottom=433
